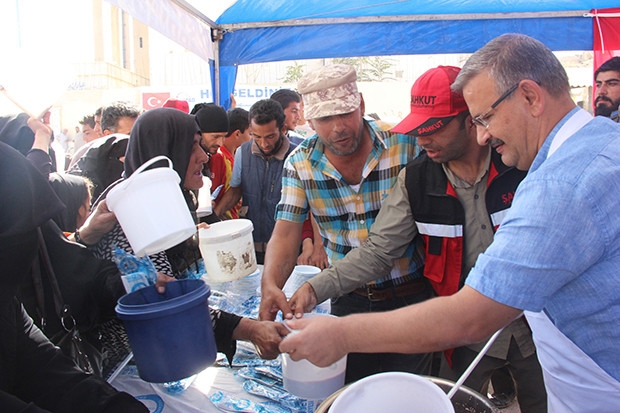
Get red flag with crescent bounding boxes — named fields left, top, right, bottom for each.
left=142, top=92, right=170, bottom=110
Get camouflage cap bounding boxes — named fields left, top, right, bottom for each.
left=297, top=64, right=361, bottom=120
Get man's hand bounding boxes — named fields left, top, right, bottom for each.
left=259, top=284, right=293, bottom=321
left=296, top=238, right=314, bottom=265
left=279, top=316, right=347, bottom=367
left=307, top=241, right=329, bottom=269
left=155, top=272, right=176, bottom=294
left=260, top=220, right=304, bottom=320
left=233, top=318, right=290, bottom=359
left=288, top=282, right=319, bottom=319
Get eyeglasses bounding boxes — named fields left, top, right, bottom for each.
left=471, top=83, right=519, bottom=129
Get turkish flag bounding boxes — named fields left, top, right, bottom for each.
left=593, top=8, right=620, bottom=78
left=142, top=92, right=170, bottom=110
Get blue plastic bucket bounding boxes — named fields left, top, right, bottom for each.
left=115, top=279, right=216, bottom=383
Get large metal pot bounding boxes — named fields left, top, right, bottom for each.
left=425, top=376, right=499, bottom=413
left=316, top=376, right=498, bottom=413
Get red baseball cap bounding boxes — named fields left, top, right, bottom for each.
left=162, top=98, right=190, bottom=114
left=391, top=66, right=468, bottom=136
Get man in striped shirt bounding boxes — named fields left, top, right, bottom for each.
left=260, top=64, right=430, bottom=382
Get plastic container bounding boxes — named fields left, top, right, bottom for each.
left=283, top=265, right=330, bottom=314
left=107, top=156, right=196, bottom=256
left=329, top=372, right=454, bottom=413
left=198, top=219, right=257, bottom=282
left=282, top=314, right=347, bottom=400
left=317, top=376, right=496, bottom=413
left=282, top=265, right=321, bottom=297
left=196, top=176, right=212, bottom=218
left=115, top=279, right=216, bottom=383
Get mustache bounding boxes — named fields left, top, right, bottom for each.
left=489, top=138, right=505, bottom=148
left=595, top=96, right=613, bottom=105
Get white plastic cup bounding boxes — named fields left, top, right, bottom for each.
left=283, top=265, right=321, bottom=297
left=283, top=265, right=331, bottom=314
left=196, top=176, right=212, bottom=217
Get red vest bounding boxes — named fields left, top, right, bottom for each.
left=405, top=150, right=526, bottom=297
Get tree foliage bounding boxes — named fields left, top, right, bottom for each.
left=282, top=61, right=305, bottom=83
left=332, top=56, right=396, bottom=82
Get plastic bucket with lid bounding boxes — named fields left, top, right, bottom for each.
left=115, top=279, right=216, bottom=383
left=198, top=219, right=257, bottom=282
left=328, top=372, right=454, bottom=413
left=282, top=314, right=347, bottom=400
left=107, top=155, right=196, bottom=256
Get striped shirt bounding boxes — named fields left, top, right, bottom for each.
left=276, top=118, right=424, bottom=285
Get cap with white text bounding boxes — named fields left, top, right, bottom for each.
left=391, top=66, right=468, bottom=136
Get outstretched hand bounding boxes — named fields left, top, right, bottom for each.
left=287, top=282, right=318, bottom=319
left=234, top=318, right=290, bottom=359
left=259, top=284, right=293, bottom=321
left=279, top=316, right=347, bottom=367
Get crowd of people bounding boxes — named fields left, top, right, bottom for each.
left=1, top=33, right=619, bottom=412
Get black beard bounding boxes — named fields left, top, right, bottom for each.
left=257, top=135, right=283, bottom=157
left=595, top=104, right=615, bottom=117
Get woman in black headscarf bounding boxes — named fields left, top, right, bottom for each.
left=91, top=108, right=208, bottom=278
left=48, top=173, right=93, bottom=233
left=0, top=141, right=147, bottom=413
left=78, top=108, right=287, bottom=369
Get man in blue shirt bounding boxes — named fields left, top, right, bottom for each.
left=279, top=34, right=620, bottom=412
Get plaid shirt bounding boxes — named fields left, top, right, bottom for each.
left=276, top=119, right=424, bottom=285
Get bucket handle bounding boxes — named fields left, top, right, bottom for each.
left=128, top=155, right=173, bottom=178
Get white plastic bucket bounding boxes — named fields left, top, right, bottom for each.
left=282, top=314, right=347, bottom=400
left=198, top=219, right=257, bottom=282
left=329, top=372, right=454, bottom=413
left=196, top=176, right=212, bottom=218
left=107, top=156, right=196, bottom=256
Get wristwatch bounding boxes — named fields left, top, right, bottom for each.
left=74, top=228, right=88, bottom=246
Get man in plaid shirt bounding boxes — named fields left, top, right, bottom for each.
left=260, top=64, right=432, bottom=382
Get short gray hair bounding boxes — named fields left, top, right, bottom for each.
left=452, top=34, right=569, bottom=98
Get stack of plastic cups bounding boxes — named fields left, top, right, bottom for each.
left=283, top=266, right=330, bottom=314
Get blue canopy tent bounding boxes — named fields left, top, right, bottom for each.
left=213, top=0, right=620, bottom=108
left=106, top=0, right=620, bottom=108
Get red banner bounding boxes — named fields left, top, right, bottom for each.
left=591, top=8, right=620, bottom=108
left=592, top=8, right=620, bottom=76
left=142, top=92, right=171, bottom=111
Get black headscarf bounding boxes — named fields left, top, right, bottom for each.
left=120, top=108, right=203, bottom=277
left=48, top=172, right=89, bottom=232
left=0, top=113, right=34, bottom=156
left=67, top=134, right=128, bottom=203
left=0, top=142, right=64, bottom=298
left=123, top=108, right=199, bottom=185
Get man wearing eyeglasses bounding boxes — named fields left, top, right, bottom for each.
left=594, top=56, right=620, bottom=122
left=287, top=65, right=546, bottom=412
left=280, top=34, right=620, bottom=412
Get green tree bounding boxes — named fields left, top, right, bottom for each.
left=332, top=56, right=395, bottom=82
left=283, top=61, right=305, bottom=83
